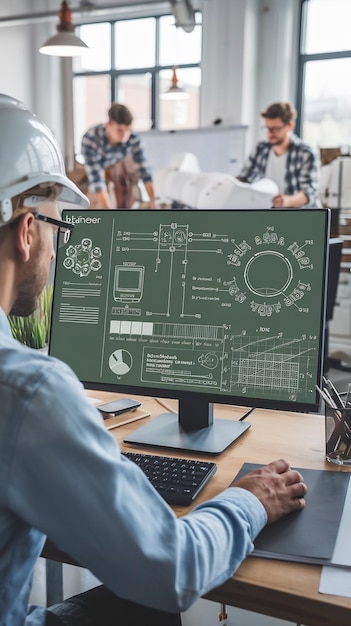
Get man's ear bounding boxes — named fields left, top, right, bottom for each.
left=15, top=213, right=35, bottom=263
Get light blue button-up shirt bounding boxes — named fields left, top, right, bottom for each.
left=0, top=307, right=266, bottom=625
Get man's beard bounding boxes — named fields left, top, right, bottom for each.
left=10, top=283, right=42, bottom=318
left=10, top=245, right=48, bottom=317
left=270, top=137, right=285, bottom=146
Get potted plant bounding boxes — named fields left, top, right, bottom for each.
left=8, top=285, right=53, bottom=349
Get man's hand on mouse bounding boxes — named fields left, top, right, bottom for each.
left=230, top=458, right=307, bottom=524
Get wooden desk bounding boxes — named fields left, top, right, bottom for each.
left=46, top=391, right=351, bottom=626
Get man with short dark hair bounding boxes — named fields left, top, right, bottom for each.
left=0, top=94, right=307, bottom=626
left=238, top=101, right=320, bottom=208
left=81, top=103, right=157, bottom=209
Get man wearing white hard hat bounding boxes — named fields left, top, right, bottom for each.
left=0, top=94, right=307, bottom=626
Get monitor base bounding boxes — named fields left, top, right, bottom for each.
left=123, top=412, right=251, bottom=455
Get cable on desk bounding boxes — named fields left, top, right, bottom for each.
left=156, top=398, right=256, bottom=423
left=239, top=406, right=255, bottom=421
left=155, top=398, right=177, bottom=413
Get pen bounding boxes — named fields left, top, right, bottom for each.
left=320, top=381, right=351, bottom=452
left=345, top=382, right=351, bottom=409
left=316, top=385, right=339, bottom=410
left=325, top=378, right=345, bottom=409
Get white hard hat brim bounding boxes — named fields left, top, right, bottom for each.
left=0, top=172, right=89, bottom=208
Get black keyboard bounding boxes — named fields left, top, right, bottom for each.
left=123, top=452, right=217, bottom=505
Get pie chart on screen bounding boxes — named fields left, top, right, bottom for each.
left=108, top=349, right=133, bottom=375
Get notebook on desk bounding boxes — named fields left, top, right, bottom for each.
left=234, top=463, right=351, bottom=568
left=88, top=395, right=150, bottom=431
left=103, top=408, right=150, bottom=431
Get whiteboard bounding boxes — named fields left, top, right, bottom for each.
left=139, top=125, right=248, bottom=177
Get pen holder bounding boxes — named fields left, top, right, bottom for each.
left=325, top=403, right=351, bottom=465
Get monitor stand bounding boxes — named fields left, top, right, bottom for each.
left=123, top=397, right=251, bottom=455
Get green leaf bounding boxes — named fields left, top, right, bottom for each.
left=8, top=285, right=53, bottom=349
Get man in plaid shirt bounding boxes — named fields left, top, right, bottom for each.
left=238, top=102, right=320, bottom=208
left=81, top=103, right=156, bottom=209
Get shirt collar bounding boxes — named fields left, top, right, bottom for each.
left=0, top=306, right=14, bottom=338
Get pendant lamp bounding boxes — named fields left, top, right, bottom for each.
left=39, top=1, right=89, bottom=57
left=160, top=66, right=190, bottom=100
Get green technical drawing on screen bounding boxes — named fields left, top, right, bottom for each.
left=49, top=209, right=328, bottom=408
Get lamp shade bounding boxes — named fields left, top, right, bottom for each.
left=39, top=1, right=89, bottom=57
left=39, top=31, right=89, bottom=57
left=160, top=66, right=190, bottom=100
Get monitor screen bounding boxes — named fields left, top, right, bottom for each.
left=49, top=209, right=329, bottom=454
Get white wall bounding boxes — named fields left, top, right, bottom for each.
left=0, top=24, right=34, bottom=108
left=201, top=0, right=300, bottom=150
left=201, top=0, right=260, bottom=129
left=257, top=0, right=300, bottom=111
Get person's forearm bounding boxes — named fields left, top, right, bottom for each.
left=287, top=191, right=309, bottom=207
left=273, top=191, right=308, bottom=208
left=145, top=181, right=157, bottom=208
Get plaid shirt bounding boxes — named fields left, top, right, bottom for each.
left=81, top=123, right=153, bottom=193
left=238, top=133, right=320, bottom=207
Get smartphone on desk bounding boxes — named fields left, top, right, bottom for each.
left=97, top=398, right=142, bottom=419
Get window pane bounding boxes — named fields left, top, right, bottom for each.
left=159, top=14, right=202, bottom=66
left=74, top=23, right=111, bottom=72
left=115, top=74, right=153, bottom=131
left=115, top=18, right=155, bottom=69
left=73, top=75, right=111, bottom=157
left=159, top=68, right=201, bottom=130
left=302, top=58, right=351, bottom=148
left=303, top=0, right=351, bottom=54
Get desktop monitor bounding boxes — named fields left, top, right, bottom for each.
left=49, top=209, right=329, bottom=454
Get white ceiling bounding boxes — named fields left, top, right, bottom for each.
left=0, top=1, right=175, bottom=24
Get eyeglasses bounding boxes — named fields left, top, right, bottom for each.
left=263, top=124, right=286, bottom=134
left=33, top=211, right=74, bottom=247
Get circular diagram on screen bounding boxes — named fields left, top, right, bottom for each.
left=108, top=349, right=133, bottom=375
left=63, top=238, right=102, bottom=277
left=243, top=251, right=293, bottom=297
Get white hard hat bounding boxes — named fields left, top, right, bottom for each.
left=0, top=94, right=89, bottom=225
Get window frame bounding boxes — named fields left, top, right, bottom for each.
left=73, top=12, right=202, bottom=132
left=296, top=0, right=351, bottom=138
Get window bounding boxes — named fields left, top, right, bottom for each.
left=73, top=12, right=202, bottom=158
left=297, top=0, right=351, bottom=150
